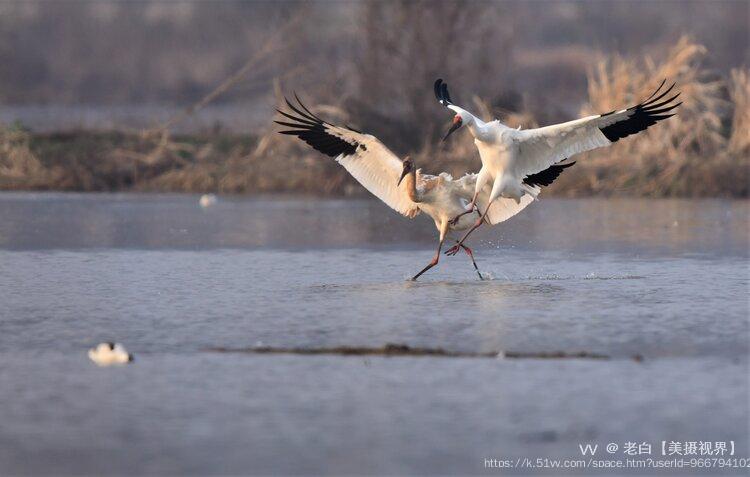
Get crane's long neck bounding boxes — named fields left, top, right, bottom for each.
left=403, top=170, right=422, bottom=203
left=449, top=106, right=490, bottom=141
left=464, top=114, right=490, bottom=141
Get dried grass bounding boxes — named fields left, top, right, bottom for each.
left=1, top=37, right=746, bottom=197
left=728, top=68, right=750, bottom=155
left=547, top=36, right=746, bottom=197
left=0, top=126, right=57, bottom=189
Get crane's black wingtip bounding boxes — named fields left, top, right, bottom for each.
left=293, top=91, right=303, bottom=106
left=442, top=83, right=451, bottom=103
left=643, top=79, right=668, bottom=104
left=274, top=93, right=360, bottom=158
left=434, top=78, right=452, bottom=105
left=598, top=80, right=681, bottom=142
left=523, top=161, right=576, bottom=188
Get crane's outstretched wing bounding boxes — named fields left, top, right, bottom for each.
left=275, top=95, right=420, bottom=218
left=455, top=162, right=575, bottom=225
left=512, top=79, right=681, bottom=179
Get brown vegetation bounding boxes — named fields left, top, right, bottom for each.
left=547, top=37, right=749, bottom=197
left=0, top=36, right=747, bottom=197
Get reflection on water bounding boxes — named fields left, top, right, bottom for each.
left=0, top=193, right=747, bottom=475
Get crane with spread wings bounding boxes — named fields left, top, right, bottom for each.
left=275, top=95, right=572, bottom=280
left=434, top=78, right=681, bottom=256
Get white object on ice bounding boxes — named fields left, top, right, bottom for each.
left=88, top=342, right=133, bottom=366
left=199, top=194, right=218, bottom=208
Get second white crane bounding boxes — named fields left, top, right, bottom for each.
left=434, top=78, right=681, bottom=255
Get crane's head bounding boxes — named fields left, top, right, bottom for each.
left=397, top=156, right=415, bottom=186
left=435, top=79, right=470, bottom=141
left=442, top=107, right=470, bottom=142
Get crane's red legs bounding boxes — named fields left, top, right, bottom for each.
left=445, top=202, right=492, bottom=256
left=411, top=223, right=450, bottom=281
left=459, top=243, right=483, bottom=280
left=411, top=237, right=444, bottom=281
left=449, top=191, right=479, bottom=226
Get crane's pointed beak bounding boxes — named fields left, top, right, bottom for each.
left=397, top=167, right=409, bottom=187
left=442, top=116, right=462, bottom=141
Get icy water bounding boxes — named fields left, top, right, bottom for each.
left=0, top=193, right=748, bottom=476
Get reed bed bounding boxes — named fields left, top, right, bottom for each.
left=0, top=38, right=747, bottom=197
left=546, top=37, right=747, bottom=197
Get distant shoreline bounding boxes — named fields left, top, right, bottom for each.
left=1, top=129, right=747, bottom=198
left=0, top=103, right=269, bottom=135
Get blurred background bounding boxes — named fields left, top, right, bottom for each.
left=0, top=0, right=747, bottom=196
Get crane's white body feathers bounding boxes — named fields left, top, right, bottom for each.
left=513, top=113, right=622, bottom=180
left=451, top=113, right=607, bottom=203
left=326, top=126, right=533, bottom=233
left=436, top=78, right=680, bottom=205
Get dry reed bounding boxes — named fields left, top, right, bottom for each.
left=0, top=126, right=56, bottom=189
left=728, top=68, right=750, bottom=155
left=547, top=36, right=746, bottom=197
left=1, top=37, right=746, bottom=197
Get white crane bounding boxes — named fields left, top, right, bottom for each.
left=275, top=95, right=573, bottom=280
left=434, top=78, right=681, bottom=256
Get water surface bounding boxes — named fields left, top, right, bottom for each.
left=0, top=194, right=747, bottom=475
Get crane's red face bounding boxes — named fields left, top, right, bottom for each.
left=443, top=115, right=463, bottom=141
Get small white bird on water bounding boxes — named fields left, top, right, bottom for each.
left=199, top=193, right=218, bottom=208
left=88, top=342, right=133, bottom=366
left=434, top=78, right=681, bottom=255
left=276, top=95, right=573, bottom=280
